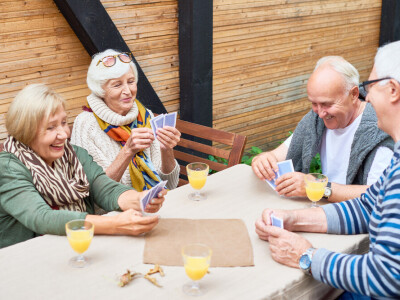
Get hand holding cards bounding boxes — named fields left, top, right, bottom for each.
left=270, top=213, right=284, bottom=229
left=140, top=180, right=168, bottom=213
left=150, top=112, right=177, bottom=137
left=265, top=159, right=294, bottom=191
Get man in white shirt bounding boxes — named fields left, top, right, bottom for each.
left=252, top=56, right=394, bottom=202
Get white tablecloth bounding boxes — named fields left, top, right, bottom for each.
left=0, top=164, right=368, bottom=299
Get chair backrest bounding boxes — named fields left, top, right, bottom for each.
left=0, top=143, right=3, bottom=152
left=174, top=119, right=247, bottom=186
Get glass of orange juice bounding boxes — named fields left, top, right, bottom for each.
left=65, top=219, right=94, bottom=268
left=186, top=162, right=209, bottom=201
left=304, top=173, right=328, bottom=208
left=182, top=243, right=212, bottom=296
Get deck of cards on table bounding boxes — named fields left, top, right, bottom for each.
left=265, top=159, right=294, bottom=191
left=150, top=112, right=177, bottom=137
left=140, top=180, right=168, bottom=213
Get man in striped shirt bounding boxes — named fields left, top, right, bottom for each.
left=255, top=40, right=400, bottom=299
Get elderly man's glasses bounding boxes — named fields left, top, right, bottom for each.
left=96, top=53, right=133, bottom=67
left=358, top=77, right=392, bottom=101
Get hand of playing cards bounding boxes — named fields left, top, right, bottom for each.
left=265, top=159, right=294, bottom=191
left=140, top=180, right=168, bottom=213
left=150, top=112, right=177, bottom=138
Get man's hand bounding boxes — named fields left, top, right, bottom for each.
left=252, top=151, right=280, bottom=181
left=266, top=226, right=312, bottom=268
left=255, top=209, right=297, bottom=241
left=275, top=172, right=307, bottom=197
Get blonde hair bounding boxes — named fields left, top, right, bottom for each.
left=87, top=49, right=139, bottom=98
left=6, top=84, right=65, bottom=145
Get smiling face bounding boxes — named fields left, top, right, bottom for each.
left=307, top=65, right=360, bottom=130
left=30, top=105, right=70, bottom=167
left=102, top=69, right=137, bottom=116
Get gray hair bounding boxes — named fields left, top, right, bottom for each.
left=87, top=49, right=139, bottom=98
left=314, top=56, right=359, bottom=93
left=375, top=41, right=400, bottom=84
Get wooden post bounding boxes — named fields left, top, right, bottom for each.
left=53, top=0, right=166, bottom=114
left=379, top=0, right=400, bottom=46
left=178, top=0, right=213, bottom=127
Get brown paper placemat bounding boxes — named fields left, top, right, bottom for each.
left=143, top=218, right=254, bottom=267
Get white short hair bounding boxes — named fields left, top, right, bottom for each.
left=314, top=56, right=359, bottom=93
left=375, top=41, right=400, bottom=84
left=87, top=49, right=139, bottom=98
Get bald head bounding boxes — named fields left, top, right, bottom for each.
left=306, top=57, right=362, bottom=130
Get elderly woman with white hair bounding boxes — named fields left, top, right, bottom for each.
left=0, top=84, right=166, bottom=248
left=71, top=49, right=180, bottom=197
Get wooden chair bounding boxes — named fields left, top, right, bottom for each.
left=0, top=143, right=3, bottom=152
left=174, top=119, right=247, bottom=186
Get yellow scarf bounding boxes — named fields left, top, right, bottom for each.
left=91, top=99, right=161, bottom=191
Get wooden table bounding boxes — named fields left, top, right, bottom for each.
left=0, top=164, right=368, bottom=299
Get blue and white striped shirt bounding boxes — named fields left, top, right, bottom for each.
left=312, top=141, right=400, bottom=299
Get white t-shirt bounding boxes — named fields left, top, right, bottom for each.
left=284, top=114, right=393, bottom=185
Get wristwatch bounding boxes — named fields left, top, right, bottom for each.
left=299, top=247, right=316, bottom=275
left=323, top=182, right=332, bottom=199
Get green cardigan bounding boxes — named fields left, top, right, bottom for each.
left=0, top=145, right=132, bottom=248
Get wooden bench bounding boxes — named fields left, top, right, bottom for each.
left=174, top=119, right=247, bottom=186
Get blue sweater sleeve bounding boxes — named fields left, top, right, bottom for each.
left=313, top=164, right=400, bottom=298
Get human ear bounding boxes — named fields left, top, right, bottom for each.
left=349, top=85, right=359, bottom=102
left=388, top=79, right=400, bottom=104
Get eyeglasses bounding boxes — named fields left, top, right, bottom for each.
left=358, top=77, right=392, bottom=101
left=96, top=52, right=133, bottom=67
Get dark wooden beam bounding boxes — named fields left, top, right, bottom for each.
left=53, top=0, right=166, bottom=114
left=178, top=0, right=213, bottom=127
left=379, top=0, right=400, bottom=46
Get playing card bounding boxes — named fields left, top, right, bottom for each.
left=270, top=213, right=284, bottom=228
left=163, top=112, right=177, bottom=127
left=140, top=180, right=168, bottom=212
left=154, top=115, right=165, bottom=130
left=265, top=170, right=278, bottom=190
left=277, top=159, right=294, bottom=177
left=150, top=115, right=165, bottom=137
left=150, top=118, right=157, bottom=137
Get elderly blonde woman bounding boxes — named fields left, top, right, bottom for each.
left=71, top=49, right=180, bottom=194
left=0, top=84, right=166, bottom=249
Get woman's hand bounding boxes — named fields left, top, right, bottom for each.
left=125, top=128, right=155, bottom=155
left=156, top=126, right=181, bottom=150
left=113, top=209, right=159, bottom=235
left=141, top=188, right=167, bottom=213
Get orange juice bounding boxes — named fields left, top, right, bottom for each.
left=305, top=181, right=325, bottom=202
left=184, top=256, right=209, bottom=281
left=188, top=171, right=207, bottom=190
left=67, top=230, right=93, bottom=254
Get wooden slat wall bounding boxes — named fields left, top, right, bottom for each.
left=1, top=0, right=382, bottom=153
left=0, top=0, right=179, bottom=143
left=213, top=0, right=382, bottom=151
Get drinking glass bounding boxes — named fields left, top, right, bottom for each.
left=186, top=162, right=209, bottom=201
left=65, top=219, right=94, bottom=268
left=182, top=243, right=212, bottom=296
left=304, top=173, right=328, bottom=208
